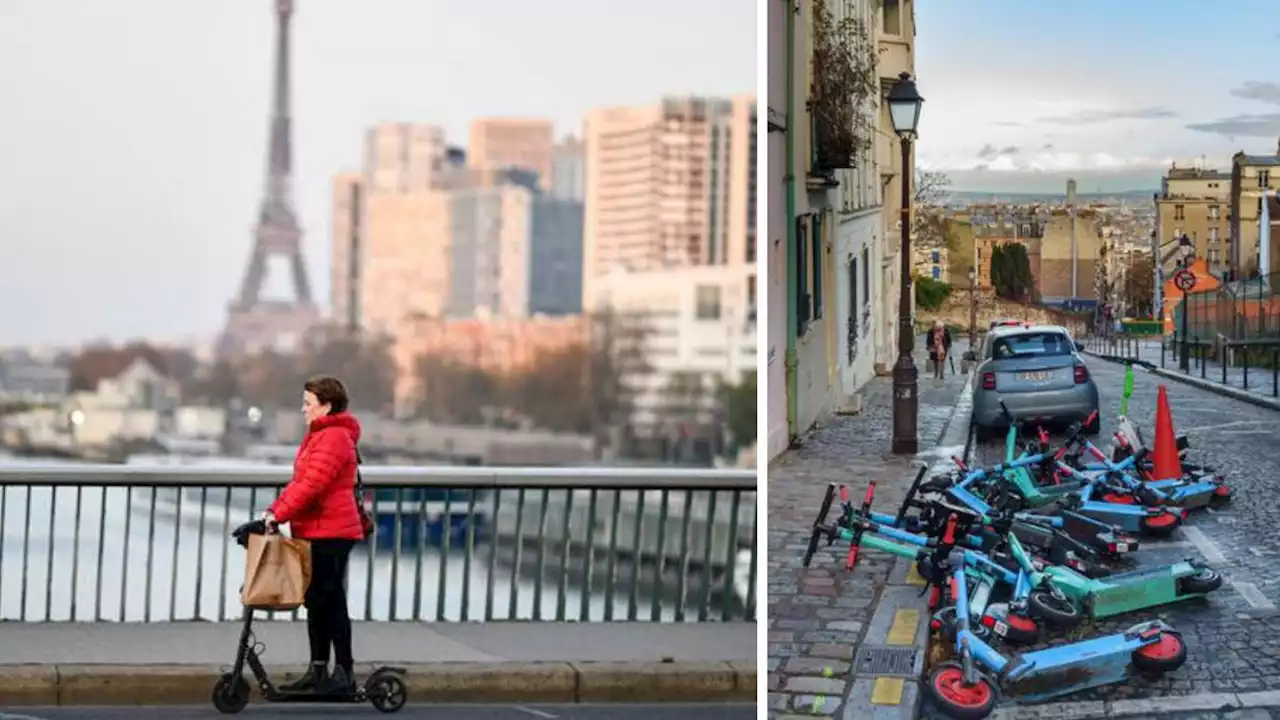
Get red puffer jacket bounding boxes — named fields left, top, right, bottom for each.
left=269, top=411, right=365, bottom=540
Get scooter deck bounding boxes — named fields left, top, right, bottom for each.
left=1002, top=629, right=1145, bottom=701
left=263, top=689, right=368, bottom=703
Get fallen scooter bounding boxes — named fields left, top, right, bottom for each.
left=212, top=520, right=409, bottom=715
left=808, top=484, right=1080, bottom=645
left=922, top=516, right=1188, bottom=719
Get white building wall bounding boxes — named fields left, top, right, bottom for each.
left=835, top=209, right=881, bottom=397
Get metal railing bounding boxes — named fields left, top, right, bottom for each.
left=0, top=465, right=757, bottom=624
left=1082, top=334, right=1280, bottom=399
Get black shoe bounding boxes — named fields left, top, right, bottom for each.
left=280, top=662, right=327, bottom=692
left=316, top=665, right=356, bottom=695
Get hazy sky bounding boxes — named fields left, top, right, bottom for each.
left=916, top=0, right=1280, bottom=194
left=0, top=0, right=755, bottom=346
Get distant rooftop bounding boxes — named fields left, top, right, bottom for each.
left=1166, top=165, right=1229, bottom=180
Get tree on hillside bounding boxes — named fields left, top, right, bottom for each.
left=1125, top=254, right=1155, bottom=317
left=914, top=275, right=952, bottom=311
left=990, top=244, right=1035, bottom=302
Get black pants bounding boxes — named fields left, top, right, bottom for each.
left=306, top=538, right=355, bottom=671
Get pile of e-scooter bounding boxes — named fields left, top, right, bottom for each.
left=801, top=381, right=1232, bottom=719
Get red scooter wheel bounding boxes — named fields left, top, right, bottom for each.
left=925, top=662, right=997, bottom=720
left=1132, top=631, right=1188, bottom=675
left=1140, top=511, right=1181, bottom=538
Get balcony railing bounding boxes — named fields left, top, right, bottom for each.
left=0, top=465, right=757, bottom=624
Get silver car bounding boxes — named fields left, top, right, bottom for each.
left=965, top=324, right=1100, bottom=442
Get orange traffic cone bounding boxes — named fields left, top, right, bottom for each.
left=1151, top=385, right=1183, bottom=482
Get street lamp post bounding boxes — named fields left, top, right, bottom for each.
left=888, top=72, right=925, bottom=455
left=967, top=267, right=978, bottom=352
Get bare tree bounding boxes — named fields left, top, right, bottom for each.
left=915, top=170, right=952, bottom=205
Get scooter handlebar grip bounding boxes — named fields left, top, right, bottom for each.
left=941, top=513, right=958, bottom=544
left=862, top=482, right=876, bottom=505
left=840, top=486, right=849, bottom=503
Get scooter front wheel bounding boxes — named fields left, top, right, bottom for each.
left=924, top=662, right=997, bottom=720
left=211, top=673, right=250, bottom=715
left=368, top=671, right=408, bottom=713
left=1132, top=631, right=1188, bottom=675
left=1027, top=589, right=1082, bottom=628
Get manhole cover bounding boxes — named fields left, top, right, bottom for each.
left=854, top=645, right=918, bottom=676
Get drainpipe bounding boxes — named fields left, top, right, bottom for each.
left=784, top=0, right=799, bottom=442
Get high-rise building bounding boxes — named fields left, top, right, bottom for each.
left=468, top=118, right=555, bottom=190
left=330, top=172, right=364, bottom=332
left=447, top=171, right=583, bottom=319
left=550, top=136, right=585, bottom=201
left=364, top=123, right=451, bottom=192
left=581, top=95, right=757, bottom=311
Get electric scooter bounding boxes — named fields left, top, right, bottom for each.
left=922, top=515, right=1188, bottom=719
left=982, top=408, right=1186, bottom=537
left=1065, top=436, right=1227, bottom=511
left=829, top=482, right=1222, bottom=629
left=213, top=521, right=409, bottom=715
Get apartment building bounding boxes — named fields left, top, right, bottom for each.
left=767, top=0, right=914, bottom=459
left=1229, top=147, right=1280, bottom=277
left=1154, top=165, right=1231, bottom=276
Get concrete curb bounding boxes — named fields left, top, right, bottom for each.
left=1083, top=350, right=1280, bottom=413
left=0, top=660, right=756, bottom=706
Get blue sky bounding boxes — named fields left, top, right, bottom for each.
left=915, top=0, right=1280, bottom=193
left=0, top=0, right=754, bottom=345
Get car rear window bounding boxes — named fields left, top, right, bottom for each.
left=991, top=332, right=1073, bottom=359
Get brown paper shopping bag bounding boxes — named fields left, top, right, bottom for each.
left=241, top=533, right=312, bottom=610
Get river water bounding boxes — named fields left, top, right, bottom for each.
left=0, top=456, right=704, bottom=623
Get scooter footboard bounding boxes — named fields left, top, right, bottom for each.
left=1002, top=629, right=1149, bottom=702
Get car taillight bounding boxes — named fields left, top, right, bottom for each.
left=1074, top=365, right=1088, bottom=384
left=981, top=372, right=996, bottom=390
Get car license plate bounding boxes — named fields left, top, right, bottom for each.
left=1116, top=542, right=1129, bottom=553
left=1017, top=371, right=1051, bottom=382
left=993, top=620, right=1009, bottom=637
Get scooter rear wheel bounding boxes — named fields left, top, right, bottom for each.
left=1140, top=511, right=1181, bottom=538
left=1132, top=631, right=1188, bottom=675
left=211, top=673, right=250, bottom=715
left=925, top=662, right=997, bottom=720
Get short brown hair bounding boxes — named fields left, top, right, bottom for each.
left=304, top=375, right=349, bottom=414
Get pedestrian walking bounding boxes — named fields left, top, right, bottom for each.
left=926, top=320, right=953, bottom=379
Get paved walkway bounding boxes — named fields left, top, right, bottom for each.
left=767, top=344, right=971, bottom=719
left=0, top=622, right=754, bottom=706
left=1085, top=336, right=1280, bottom=408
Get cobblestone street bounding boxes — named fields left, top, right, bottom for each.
left=959, top=353, right=1280, bottom=718
left=767, top=343, right=970, bottom=719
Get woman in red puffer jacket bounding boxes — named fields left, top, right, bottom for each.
left=262, top=374, right=365, bottom=695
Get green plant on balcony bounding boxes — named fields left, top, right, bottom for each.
left=809, top=0, right=877, bottom=173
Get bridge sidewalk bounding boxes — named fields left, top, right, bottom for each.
left=0, top=621, right=755, bottom=706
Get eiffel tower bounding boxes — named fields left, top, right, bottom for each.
left=217, top=0, right=319, bottom=357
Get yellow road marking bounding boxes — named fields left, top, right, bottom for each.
left=870, top=677, right=904, bottom=705
left=886, top=608, right=919, bottom=646
left=905, top=564, right=926, bottom=586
